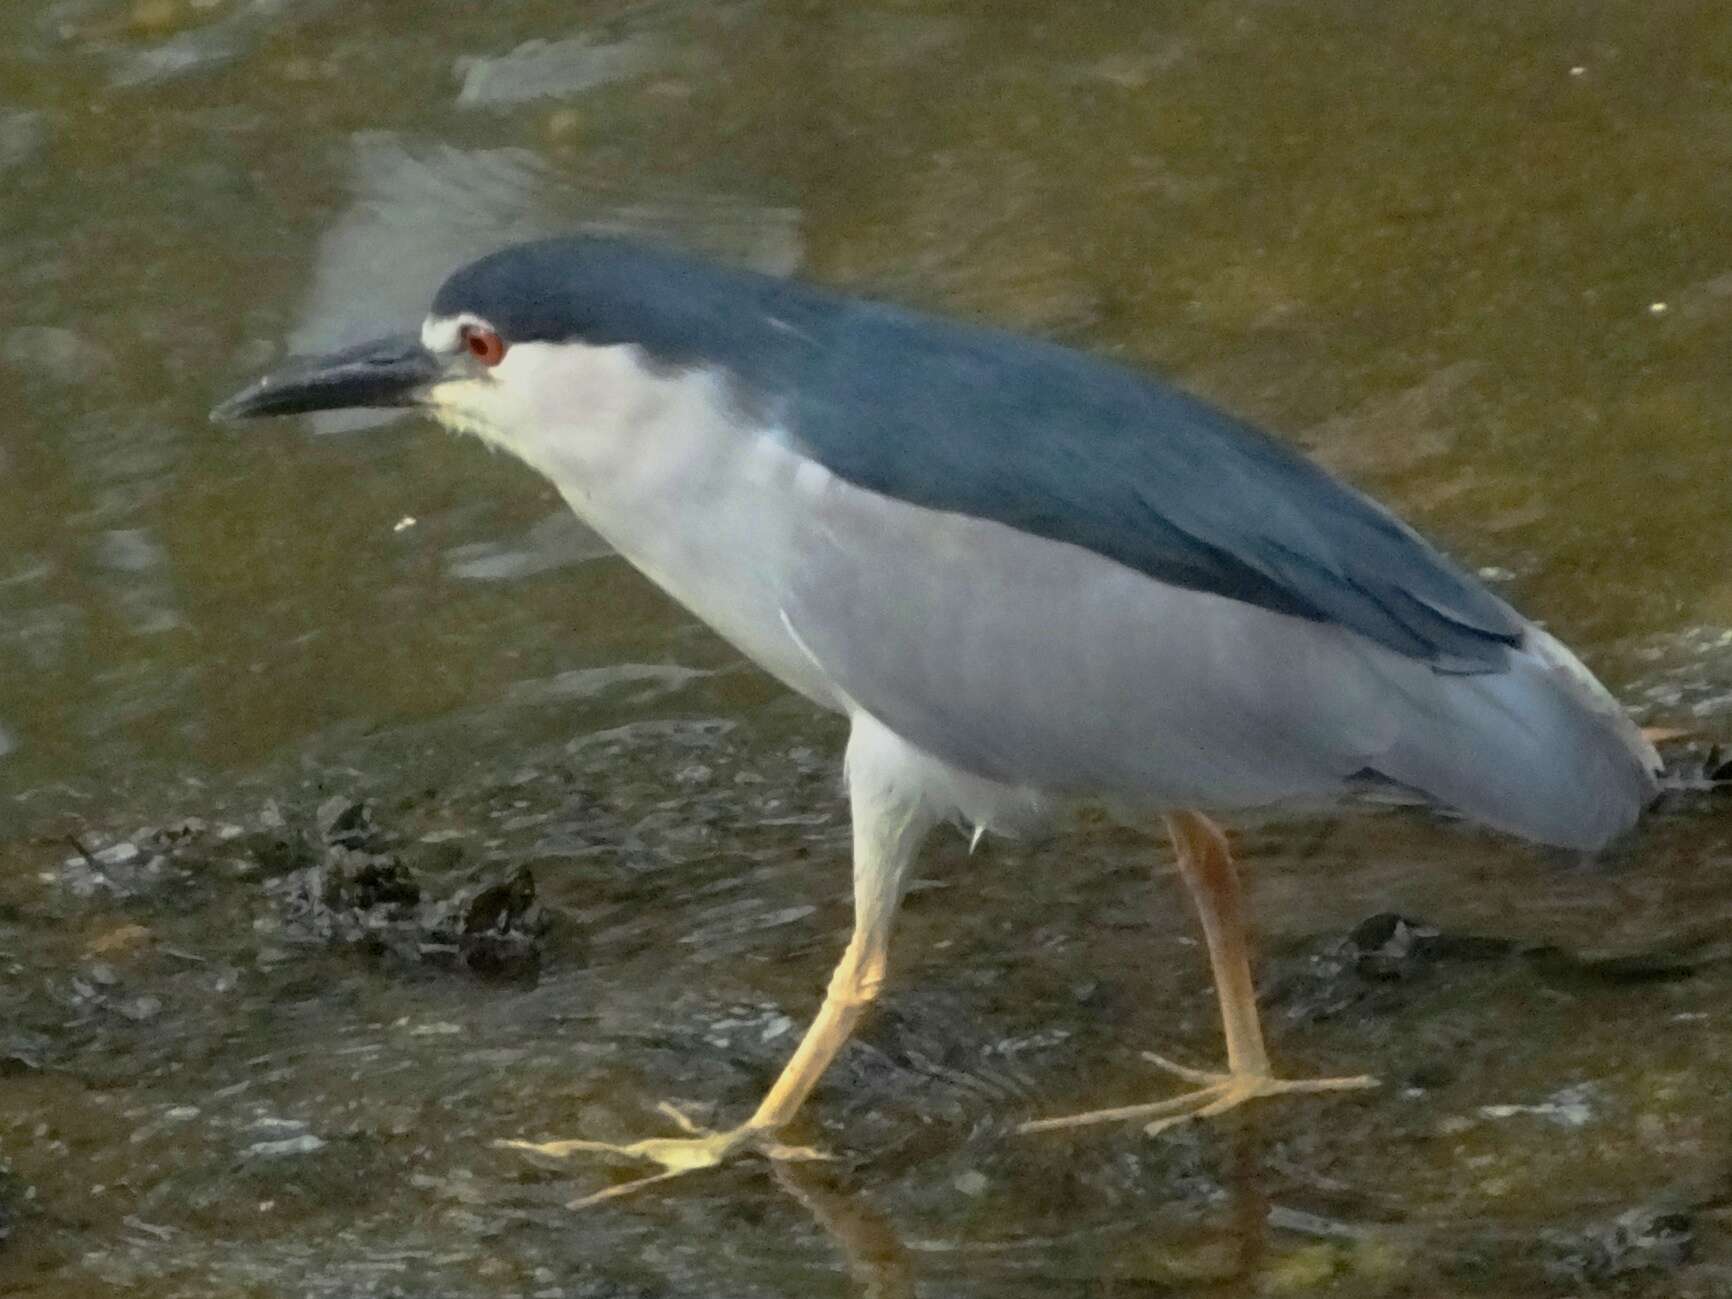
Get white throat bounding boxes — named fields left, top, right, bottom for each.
left=420, top=331, right=841, bottom=710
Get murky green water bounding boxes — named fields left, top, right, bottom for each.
left=4, top=1, right=1732, bottom=1294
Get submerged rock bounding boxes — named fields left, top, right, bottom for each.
left=1546, top=1206, right=1695, bottom=1282
left=419, top=864, right=546, bottom=981
left=268, top=799, right=547, bottom=980
left=1265, top=911, right=1527, bottom=1027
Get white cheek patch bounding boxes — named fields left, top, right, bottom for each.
left=427, top=367, right=538, bottom=446
left=423, top=339, right=742, bottom=493
left=424, top=378, right=497, bottom=440
left=492, top=340, right=652, bottom=430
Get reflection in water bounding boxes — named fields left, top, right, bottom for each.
left=770, top=1122, right=1298, bottom=1299
left=775, top=1162, right=916, bottom=1299
left=0, top=107, right=43, bottom=171
left=270, top=132, right=808, bottom=441
left=773, top=1111, right=1384, bottom=1296
left=442, top=508, right=611, bottom=583
left=455, top=34, right=655, bottom=109
left=287, top=137, right=562, bottom=435
left=1224, top=1123, right=1271, bottom=1292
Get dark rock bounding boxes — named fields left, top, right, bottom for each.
left=276, top=849, right=422, bottom=950
left=1546, top=1206, right=1694, bottom=1282
left=238, top=828, right=319, bottom=876
left=420, top=864, right=548, bottom=981
left=324, top=848, right=421, bottom=911
left=315, top=797, right=387, bottom=851
left=0, top=1034, right=46, bottom=1076
left=1651, top=739, right=1732, bottom=797
left=1267, top=913, right=1520, bottom=1024
left=1347, top=913, right=1443, bottom=980
left=145, top=817, right=208, bottom=846
left=267, top=797, right=549, bottom=979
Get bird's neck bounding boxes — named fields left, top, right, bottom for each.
left=437, top=342, right=842, bottom=707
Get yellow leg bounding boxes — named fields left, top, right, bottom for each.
left=498, top=717, right=935, bottom=1208
left=1021, top=810, right=1376, bottom=1137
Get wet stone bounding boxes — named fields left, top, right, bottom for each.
left=1547, top=1206, right=1696, bottom=1283
left=315, top=796, right=386, bottom=850
left=0, top=1032, right=47, bottom=1075
left=419, top=864, right=548, bottom=981
left=274, top=849, right=420, bottom=948
left=114, top=994, right=163, bottom=1023
left=265, top=799, right=548, bottom=979
left=1348, top=912, right=1446, bottom=980
left=1266, top=912, right=1521, bottom=1025
left=1654, top=740, right=1732, bottom=794
left=52, top=837, right=172, bottom=899
left=454, top=35, right=652, bottom=108
left=236, top=825, right=320, bottom=877
left=1477, top=1081, right=1601, bottom=1129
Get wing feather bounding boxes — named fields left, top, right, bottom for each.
left=778, top=301, right=1523, bottom=670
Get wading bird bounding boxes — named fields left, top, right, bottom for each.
left=216, top=236, right=1659, bottom=1205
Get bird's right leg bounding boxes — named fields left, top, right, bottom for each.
left=1021, top=810, right=1374, bottom=1136
left=498, top=716, right=937, bottom=1207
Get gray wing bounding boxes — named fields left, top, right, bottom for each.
left=777, top=301, right=1524, bottom=672
left=781, top=478, right=1654, bottom=851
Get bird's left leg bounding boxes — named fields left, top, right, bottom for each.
left=1021, top=810, right=1375, bottom=1136
left=499, top=717, right=937, bottom=1207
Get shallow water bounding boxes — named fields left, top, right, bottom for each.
left=4, top=1, right=1732, bottom=1294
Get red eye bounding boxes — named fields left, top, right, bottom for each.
left=462, top=325, right=507, bottom=367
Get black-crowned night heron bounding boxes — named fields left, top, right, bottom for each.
left=215, top=236, right=1660, bottom=1206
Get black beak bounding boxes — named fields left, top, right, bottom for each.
left=210, top=333, right=443, bottom=421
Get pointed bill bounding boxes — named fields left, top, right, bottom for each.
left=211, top=333, right=442, bottom=421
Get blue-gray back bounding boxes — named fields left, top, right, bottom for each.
left=435, top=238, right=1524, bottom=671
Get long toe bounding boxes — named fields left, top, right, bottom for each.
left=495, top=1107, right=833, bottom=1209
left=1142, top=1067, right=1380, bottom=1137
left=1020, top=1062, right=1378, bottom=1137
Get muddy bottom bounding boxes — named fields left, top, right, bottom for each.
left=3, top=706, right=1731, bottom=1297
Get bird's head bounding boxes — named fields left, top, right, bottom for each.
left=212, top=237, right=793, bottom=453
left=210, top=299, right=520, bottom=439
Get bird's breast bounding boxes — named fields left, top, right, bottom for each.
left=486, top=347, right=849, bottom=711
